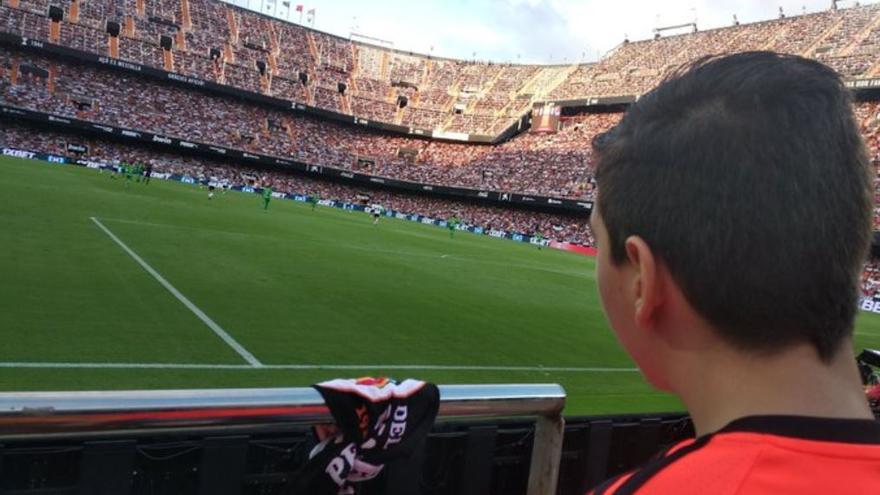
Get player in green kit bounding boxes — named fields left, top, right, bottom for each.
left=262, top=185, right=273, bottom=211
left=134, top=163, right=144, bottom=183
left=310, top=192, right=320, bottom=211
left=534, top=231, right=543, bottom=250
left=446, top=216, right=460, bottom=238
left=123, top=163, right=134, bottom=188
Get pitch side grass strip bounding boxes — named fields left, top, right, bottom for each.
left=856, top=330, right=880, bottom=337
left=90, top=216, right=263, bottom=367
left=0, top=361, right=639, bottom=372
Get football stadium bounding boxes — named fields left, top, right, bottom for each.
left=2, top=0, right=880, bottom=493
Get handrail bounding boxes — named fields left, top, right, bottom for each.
left=0, top=383, right=566, bottom=495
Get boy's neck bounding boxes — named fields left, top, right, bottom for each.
left=673, top=340, right=873, bottom=437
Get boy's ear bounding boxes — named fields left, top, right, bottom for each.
left=624, top=236, right=662, bottom=329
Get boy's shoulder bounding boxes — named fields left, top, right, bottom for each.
left=591, top=416, right=880, bottom=495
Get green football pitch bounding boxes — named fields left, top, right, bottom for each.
left=2, top=156, right=880, bottom=416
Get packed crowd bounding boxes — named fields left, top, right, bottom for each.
left=9, top=43, right=880, bottom=205
left=4, top=45, right=880, bottom=207
left=855, top=100, right=880, bottom=233
left=549, top=2, right=880, bottom=100
left=863, top=259, right=880, bottom=300
left=0, top=46, right=610, bottom=198
left=0, top=1, right=541, bottom=134
left=0, top=120, right=593, bottom=244
left=7, top=1, right=880, bottom=137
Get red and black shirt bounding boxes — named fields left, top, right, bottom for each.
left=589, top=415, right=880, bottom=494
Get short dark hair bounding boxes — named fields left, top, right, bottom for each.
left=592, top=51, right=872, bottom=361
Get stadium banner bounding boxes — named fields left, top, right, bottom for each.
left=549, top=241, right=597, bottom=257
left=1, top=148, right=38, bottom=160
left=847, top=79, right=880, bottom=90
left=0, top=104, right=590, bottom=213
left=66, top=143, right=88, bottom=154
left=531, top=102, right=561, bottom=133
left=2, top=147, right=68, bottom=164
left=541, top=95, right=638, bottom=108
left=860, top=298, right=880, bottom=315
left=0, top=31, right=499, bottom=144
left=432, top=130, right=470, bottom=142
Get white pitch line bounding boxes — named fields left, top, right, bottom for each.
left=89, top=217, right=263, bottom=368
left=0, top=361, right=639, bottom=373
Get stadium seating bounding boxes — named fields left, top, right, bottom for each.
left=549, top=3, right=880, bottom=100
left=6, top=1, right=879, bottom=136
left=0, top=45, right=608, bottom=200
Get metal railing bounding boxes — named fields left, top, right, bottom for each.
left=0, top=383, right=566, bottom=495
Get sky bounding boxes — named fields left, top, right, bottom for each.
left=223, top=0, right=879, bottom=64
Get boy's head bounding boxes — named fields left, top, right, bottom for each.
left=590, top=51, right=872, bottom=387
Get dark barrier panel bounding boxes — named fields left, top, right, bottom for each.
left=0, top=385, right=568, bottom=495
left=0, top=413, right=691, bottom=495
left=542, top=95, right=639, bottom=108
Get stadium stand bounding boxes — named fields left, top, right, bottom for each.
left=0, top=3, right=849, bottom=134
left=0, top=44, right=606, bottom=200
left=5, top=1, right=880, bottom=136
left=548, top=3, right=880, bottom=100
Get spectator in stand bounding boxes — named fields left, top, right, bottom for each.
left=861, top=258, right=880, bottom=299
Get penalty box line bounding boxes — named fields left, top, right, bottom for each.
left=0, top=361, right=639, bottom=372
left=89, top=217, right=263, bottom=368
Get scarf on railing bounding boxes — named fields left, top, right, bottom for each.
left=286, top=377, right=440, bottom=495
